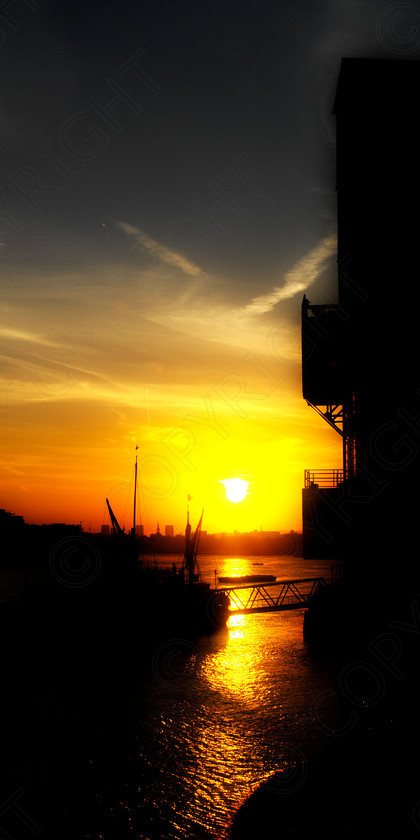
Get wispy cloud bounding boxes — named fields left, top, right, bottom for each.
left=110, top=223, right=318, bottom=360
left=118, top=221, right=207, bottom=279
left=242, top=233, right=337, bottom=315
left=0, top=327, right=60, bottom=347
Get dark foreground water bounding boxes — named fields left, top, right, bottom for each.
left=134, top=555, right=340, bottom=839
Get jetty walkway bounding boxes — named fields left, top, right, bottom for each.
left=216, top=577, right=327, bottom=616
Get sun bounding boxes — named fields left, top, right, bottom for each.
left=220, top=478, right=249, bottom=503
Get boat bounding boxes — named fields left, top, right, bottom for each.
left=164, top=503, right=230, bottom=631
left=105, top=469, right=230, bottom=633
left=218, top=574, right=276, bottom=585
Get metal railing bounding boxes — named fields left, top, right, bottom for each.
left=216, top=577, right=327, bottom=615
left=304, top=469, right=344, bottom=488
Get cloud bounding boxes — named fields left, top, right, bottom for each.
left=242, top=233, right=337, bottom=315
left=0, top=327, right=60, bottom=347
left=118, top=222, right=207, bottom=279
left=1, top=225, right=334, bottom=415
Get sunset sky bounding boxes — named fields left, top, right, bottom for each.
left=0, top=1, right=415, bottom=535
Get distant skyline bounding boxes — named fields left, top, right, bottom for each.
left=1, top=1, right=418, bottom=534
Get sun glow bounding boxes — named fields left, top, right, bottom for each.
left=220, top=478, right=249, bottom=504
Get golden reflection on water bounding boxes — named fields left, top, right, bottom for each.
left=201, top=612, right=289, bottom=704
left=175, top=611, right=297, bottom=838
left=203, top=615, right=262, bottom=706
left=226, top=613, right=245, bottom=639
left=181, top=719, right=260, bottom=838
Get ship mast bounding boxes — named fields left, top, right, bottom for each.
left=132, top=444, right=139, bottom=539
left=183, top=497, right=203, bottom=584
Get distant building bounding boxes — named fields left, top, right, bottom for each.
left=0, top=509, right=24, bottom=528
left=135, top=524, right=144, bottom=536
left=165, top=525, right=174, bottom=537
left=101, top=524, right=110, bottom=536
left=254, top=530, right=280, bottom=539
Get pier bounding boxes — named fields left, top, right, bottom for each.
left=217, top=577, right=327, bottom=616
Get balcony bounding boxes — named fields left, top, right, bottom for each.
left=301, top=298, right=347, bottom=406
left=304, top=469, right=344, bottom=489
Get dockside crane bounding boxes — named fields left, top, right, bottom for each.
left=106, top=497, right=125, bottom=536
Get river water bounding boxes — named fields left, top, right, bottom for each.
left=134, top=555, right=341, bottom=839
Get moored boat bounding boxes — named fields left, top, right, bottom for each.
left=218, top=574, right=276, bottom=585
left=106, top=469, right=230, bottom=633
left=174, top=503, right=230, bottom=630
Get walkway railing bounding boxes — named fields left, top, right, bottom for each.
left=304, top=469, right=344, bottom=488
left=216, top=577, right=327, bottom=616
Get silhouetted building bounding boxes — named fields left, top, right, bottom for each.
left=101, top=524, right=110, bottom=536
left=302, top=58, right=420, bottom=607
left=0, top=509, right=25, bottom=529
left=0, top=509, right=25, bottom=567
left=164, top=525, right=174, bottom=537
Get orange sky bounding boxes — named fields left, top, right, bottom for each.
left=0, top=0, right=396, bottom=537
left=0, top=227, right=341, bottom=534
left=0, top=1, right=359, bottom=538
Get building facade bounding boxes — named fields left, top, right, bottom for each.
left=302, top=58, right=420, bottom=605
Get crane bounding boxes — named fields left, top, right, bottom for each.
left=106, top=497, right=125, bottom=536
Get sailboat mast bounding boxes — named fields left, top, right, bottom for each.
left=133, top=445, right=138, bottom=537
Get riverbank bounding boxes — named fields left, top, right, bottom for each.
left=0, top=592, right=140, bottom=839
left=230, top=719, right=418, bottom=837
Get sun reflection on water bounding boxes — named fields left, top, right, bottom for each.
left=200, top=612, right=290, bottom=707
left=226, top=613, right=245, bottom=639
left=200, top=616, right=261, bottom=705
left=177, top=613, right=303, bottom=837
